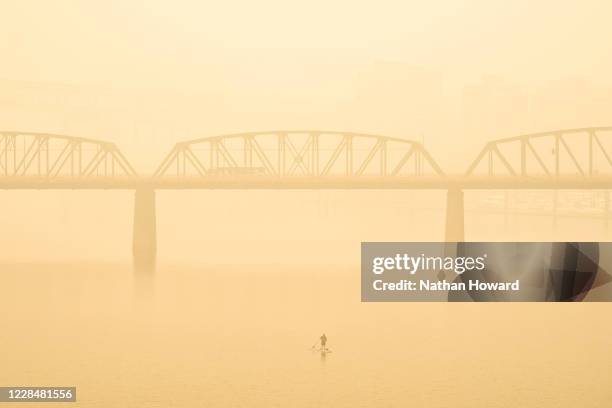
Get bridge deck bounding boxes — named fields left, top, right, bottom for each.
left=1, top=176, right=612, bottom=190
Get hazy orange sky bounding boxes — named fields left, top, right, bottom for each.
left=1, top=2, right=611, bottom=168
left=2, top=1, right=612, bottom=87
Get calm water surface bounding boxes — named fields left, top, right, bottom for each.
left=1, top=261, right=611, bottom=407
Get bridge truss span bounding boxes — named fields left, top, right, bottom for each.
left=0, top=131, right=137, bottom=180
left=153, top=131, right=444, bottom=179
left=466, top=127, right=612, bottom=178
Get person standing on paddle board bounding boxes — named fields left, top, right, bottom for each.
left=320, top=333, right=327, bottom=349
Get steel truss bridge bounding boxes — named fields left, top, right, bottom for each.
left=2, top=128, right=612, bottom=189
left=2, top=128, right=612, bottom=260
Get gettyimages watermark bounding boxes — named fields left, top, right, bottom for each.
left=361, top=242, right=612, bottom=302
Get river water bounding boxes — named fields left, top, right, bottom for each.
left=1, top=190, right=612, bottom=406
left=1, top=260, right=611, bottom=407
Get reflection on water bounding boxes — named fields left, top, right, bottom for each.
left=1, top=259, right=612, bottom=407
left=133, top=257, right=156, bottom=300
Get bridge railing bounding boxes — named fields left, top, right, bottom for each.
left=153, top=131, right=444, bottom=178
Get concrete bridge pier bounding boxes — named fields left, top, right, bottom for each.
left=445, top=188, right=465, bottom=242
left=133, top=188, right=157, bottom=271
